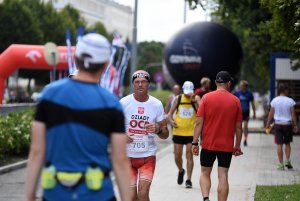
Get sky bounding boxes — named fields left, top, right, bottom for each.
left=115, top=0, right=209, bottom=43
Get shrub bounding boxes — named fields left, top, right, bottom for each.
left=0, top=108, right=34, bottom=159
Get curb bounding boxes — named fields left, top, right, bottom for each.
left=0, top=160, right=27, bottom=175
left=249, top=183, right=256, bottom=201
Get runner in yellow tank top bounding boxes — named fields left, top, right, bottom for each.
left=167, top=81, right=200, bottom=189
left=173, top=94, right=197, bottom=136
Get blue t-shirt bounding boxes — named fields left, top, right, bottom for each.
left=35, top=78, right=125, bottom=201
left=234, top=90, right=254, bottom=112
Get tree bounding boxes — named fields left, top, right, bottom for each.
left=260, top=0, right=300, bottom=70
left=135, top=42, right=164, bottom=86
left=86, top=22, right=112, bottom=41
left=59, top=4, right=87, bottom=44
left=186, top=0, right=300, bottom=92
left=0, top=0, right=43, bottom=52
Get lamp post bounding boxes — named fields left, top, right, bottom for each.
left=184, top=0, right=187, bottom=24
left=130, top=0, right=138, bottom=92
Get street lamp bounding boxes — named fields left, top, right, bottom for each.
left=130, top=0, right=138, bottom=92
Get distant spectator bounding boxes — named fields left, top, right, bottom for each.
left=165, top=84, right=181, bottom=115
left=194, top=77, right=211, bottom=98
left=9, top=89, right=17, bottom=103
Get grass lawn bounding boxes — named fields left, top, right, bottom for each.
left=255, top=184, right=300, bottom=201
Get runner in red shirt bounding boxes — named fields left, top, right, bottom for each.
left=192, top=71, right=243, bottom=201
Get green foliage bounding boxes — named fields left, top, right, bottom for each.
left=0, top=0, right=43, bottom=52
left=60, top=4, right=87, bottom=44
left=0, top=0, right=112, bottom=85
left=186, top=0, right=300, bottom=92
left=123, top=41, right=165, bottom=87
left=149, top=89, right=171, bottom=106
left=255, top=184, right=300, bottom=201
left=260, top=0, right=300, bottom=70
left=87, top=22, right=113, bottom=41
left=137, top=41, right=164, bottom=69
left=0, top=108, right=34, bottom=159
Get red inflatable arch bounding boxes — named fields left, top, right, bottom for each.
left=0, top=44, right=75, bottom=104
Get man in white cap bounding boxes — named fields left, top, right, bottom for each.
left=25, top=33, right=131, bottom=201
left=167, top=81, right=199, bottom=188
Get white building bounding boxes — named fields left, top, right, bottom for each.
left=49, top=0, right=133, bottom=41
left=0, top=0, right=133, bottom=40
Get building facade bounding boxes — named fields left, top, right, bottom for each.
left=49, top=0, right=133, bottom=41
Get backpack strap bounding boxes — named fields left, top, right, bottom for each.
left=175, top=94, right=182, bottom=114
left=176, top=94, right=197, bottom=113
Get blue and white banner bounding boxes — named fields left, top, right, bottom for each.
left=66, top=29, right=74, bottom=74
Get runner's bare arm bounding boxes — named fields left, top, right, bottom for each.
left=193, top=117, right=203, bottom=143
left=291, top=106, right=299, bottom=133
left=251, top=100, right=256, bottom=119
left=192, top=117, right=203, bottom=156
left=111, top=133, right=133, bottom=201
left=164, top=95, right=173, bottom=113
left=145, top=120, right=169, bottom=139
left=233, top=121, right=243, bottom=156
left=266, top=107, right=275, bottom=129
left=194, top=95, right=201, bottom=110
left=157, top=119, right=169, bottom=139
left=25, top=121, right=46, bottom=201
left=167, top=96, right=178, bottom=127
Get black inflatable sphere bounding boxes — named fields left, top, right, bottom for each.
left=163, top=21, right=243, bottom=89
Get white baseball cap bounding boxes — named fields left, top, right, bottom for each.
left=182, top=81, right=194, bottom=95
left=75, top=33, right=111, bottom=67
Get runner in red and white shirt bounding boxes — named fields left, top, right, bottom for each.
left=120, top=70, right=169, bottom=201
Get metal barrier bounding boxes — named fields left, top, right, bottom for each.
left=0, top=103, right=36, bottom=116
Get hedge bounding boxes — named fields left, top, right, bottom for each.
left=0, top=108, right=34, bottom=160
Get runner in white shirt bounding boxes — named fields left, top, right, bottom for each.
left=266, top=83, right=298, bottom=170
left=120, top=70, right=169, bottom=201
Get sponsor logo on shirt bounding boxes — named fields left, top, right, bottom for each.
left=138, top=107, right=144, bottom=114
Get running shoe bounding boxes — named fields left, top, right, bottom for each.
left=185, top=180, right=192, bottom=188
left=177, top=169, right=185, bottom=185
left=243, top=140, right=247, bottom=146
left=285, top=160, right=293, bottom=169
left=277, top=163, right=284, bottom=170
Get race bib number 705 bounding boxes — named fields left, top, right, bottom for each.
left=128, top=134, right=149, bottom=152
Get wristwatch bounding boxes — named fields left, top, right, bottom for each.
left=191, top=142, right=199, bottom=146
left=157, top=127, right=163, bottom=135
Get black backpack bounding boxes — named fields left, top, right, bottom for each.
left=175, top=94, right=197, bottom=113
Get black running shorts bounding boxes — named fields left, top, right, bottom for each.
left=200, top=148, right=233, bottom=168
left=172, top=135, right=193, bottom=145
left=242, top=110, right=250, bottom=121
left=274, top=124, right=293, bottom=145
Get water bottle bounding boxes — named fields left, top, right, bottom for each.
left=41, top=163, right=56, bottom=189
left=85, top=163, right=104, bottom=191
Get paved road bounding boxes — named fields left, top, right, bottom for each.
left=2, top=106, right=300, bottom=201
left=0, top=136, right=172, bottom=201
left=150, top=134, right=300, bottom=201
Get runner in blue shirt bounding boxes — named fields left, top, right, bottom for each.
left=25, top=33, right=132, bottom=201
left=234, top=80, right=256, bottom=146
